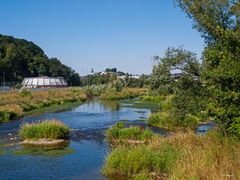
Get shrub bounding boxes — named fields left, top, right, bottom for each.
left=19, top=89, right=32, bottom=97
left=106, top=122, right=154, bottom=142
left=20, top=119, right=70, bottom=140
left=0, top=104, right=23, bottom=122
left=227, top=117, right=240, bottom=138
left=0, top=88, right=88, bottom=121
left=148, top=112, right=173, bottom=130
left=101, top=88, right=145, bottom=100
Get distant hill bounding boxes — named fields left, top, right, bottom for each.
left=0, top=34, right=80, bottom=86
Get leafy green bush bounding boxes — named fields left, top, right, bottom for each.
left=102, top=143, right=180, bottom=177
left=0, top=104, right=23, bottom=122
left=227, top=117, right=240, bottom=139
left=182, top=114, right=200, bottom=128
left=19, top=89, right=32, bottom=97
left=106, top=122, right=154, bottom=142
left=101, top=88, right=144, bottom=100
left=20, top=119, right=70, bottom=140
left=148, top=112, right=173, bottom=130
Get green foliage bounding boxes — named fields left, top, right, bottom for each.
left=82, top=71, right=149, bottom=88
left=176, top=0, right=240, bottom=137
left=0, top=89, right=87, bottom=122
left=81, top=85, right=107, bottom=96
left=102, top=143, right=180, bottom=177
left=0, top=34, right=80, bottom=86
left=19, top=89, right=32, bottom=97
left=176, top=0, right=238, bottom=43
left=149, top=62, right=173, bottom=94
left=109, top=79, right=124, bottom=92
left=149, top=47, right=207, bottom=129
left=148, top=112, right=174, bottom=130
left=106, top=122, right=154, bottom=142
left=20, top=119, right=70, bottom=140
left=101, top=88, right=144, bottom=100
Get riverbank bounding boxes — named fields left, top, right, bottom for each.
left=0, top=87, right=146, bottom=123
left=103, top=130, right=240, bottom=179
left=0, top=88, right=88, bottom=122
left=0, top=98, right=152, bottom=179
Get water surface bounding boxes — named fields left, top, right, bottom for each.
left=0, top=99, right=155, bottom=180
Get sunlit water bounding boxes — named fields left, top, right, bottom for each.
left=0, top=99, right=155, bottom=180
left=0, top=99, right=214, bottom=180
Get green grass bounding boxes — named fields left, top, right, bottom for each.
left=0, top=88, right=87, bottom=122
left=20, top=119, right=70, bottom=140
left=106, top=122, right=155, bottom=142
left=102, top=142, right=180, bottom=178
left=103, top=131, right=240, bottom=179
left=147, top=112, right=174, bottom=130
left=101, top=88, right=145, bottom=101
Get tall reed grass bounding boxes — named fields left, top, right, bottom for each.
left=101, top=88, right=146, bottom=100
left=0, top=88, right=87, bottom=122
left=20, top=119, right=70, bottom=140
left=106, top=122, right=154, bottom=143
left=103, top=130, right=240, bottom=179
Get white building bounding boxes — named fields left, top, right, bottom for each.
left=22, top=76, right=68, bottom=88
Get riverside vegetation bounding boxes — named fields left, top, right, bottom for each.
left=20, top=119, right=70, bottom=141
left=106, top=122, right=155, bottom=146
left=0, top=88, right=88, bottom=122
left=102, top=0, right=240, bottom=179
left=1, top=0, right=240, bottom=178
left=0, top=86, right=145, bottom=122
left=103, top=130, right=240, bottom=179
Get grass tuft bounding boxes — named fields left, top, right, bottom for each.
left=106, top=122, right=155, bottom=143
left=20, top=119, right=70, bottom=140
left=102, top=142, right=180, bottom=177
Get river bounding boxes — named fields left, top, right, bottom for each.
left=0, top=99, right=157, bottom=180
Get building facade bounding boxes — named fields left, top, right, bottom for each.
left=22, top=77, right=68, bottom=88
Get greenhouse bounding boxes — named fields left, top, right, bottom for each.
left=22, top=77, right=68, bottom=88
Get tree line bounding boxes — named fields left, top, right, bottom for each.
left=148, top=0, right=240, bottom=138
left=0, top=35, right=80, bottom=86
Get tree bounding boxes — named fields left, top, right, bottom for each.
left=176, top=0, right=239, bottom=44
left=176, top=0, right=240, bottom=136
left=151, top=47, right=206, bottom=127
left=0, top=35, right=81, bottom=86
left=150, top=47, right=201, bottom=93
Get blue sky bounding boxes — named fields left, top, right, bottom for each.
left=0, top=0, right=204, bottom=75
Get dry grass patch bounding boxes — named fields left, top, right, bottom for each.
left=103, top=130, right=240, bottom=179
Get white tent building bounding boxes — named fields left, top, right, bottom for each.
left=22, top=77, right=68, bottom=88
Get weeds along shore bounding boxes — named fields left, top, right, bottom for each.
left=0, top=86, right=145, bottom=122
left=0, top=88, right=88, bottom=122
left=102, top=127, right=240, bottom=180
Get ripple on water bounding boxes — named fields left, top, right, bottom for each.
left=0, top=99, right=158, bottom=180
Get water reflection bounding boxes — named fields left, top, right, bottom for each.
left=0, top=99, right=157, bottom=180
left=14, top=141, right=74, bottom=157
